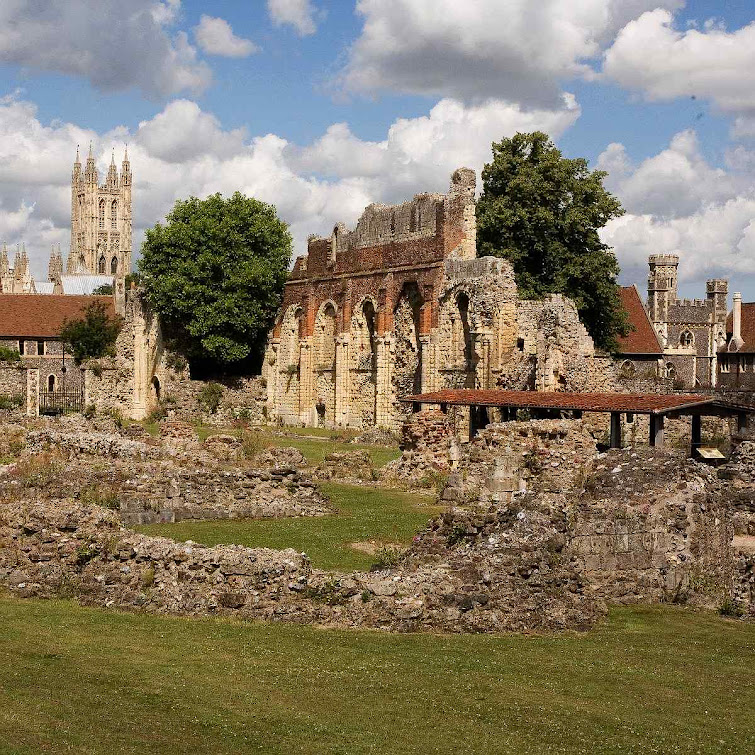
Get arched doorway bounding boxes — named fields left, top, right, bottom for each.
left=392, top=282, right=423, bottom=416
left=152, top=375, right=161, bottom=401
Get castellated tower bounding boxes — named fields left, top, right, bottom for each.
left=68, top=145, right=132, bottom=276
left=647, top=254, right=679, bottom=326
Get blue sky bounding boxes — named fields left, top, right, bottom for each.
left=0, top=0, right=754, bottom=299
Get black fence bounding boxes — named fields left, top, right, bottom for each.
left=38, top=390, right=84, bottom=415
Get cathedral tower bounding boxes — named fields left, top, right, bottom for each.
left=68, top=144, right=132, bottom=276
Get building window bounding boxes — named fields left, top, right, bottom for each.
left=111, top=256, right=118, bottom=275
left=20, top=340, right=26, bottom=356
left=720, top=356, right=730, bottom=373
left=680, top=330, right=694, bottom=348
left=620, top=360, right=636, bottom=378
left=665, top=363, right=676, bottom=380
left=98, top=256, right=106, bottom=274
left=98, top=199, right=105, bottom=229
left=47, top=374, right=56, bottom=392
left=111, top=200, right=117, bottom=229
left=37, top=341, right=44, bottom=356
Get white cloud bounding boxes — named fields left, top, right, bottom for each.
left=598, top=131, right=755, bottom=292
left=603, top=10, right=755, bottom=118
left=0, top=92, right=579, bottom=281
left=194, top=15, right=259, bottom=58
left=339, top=0, right=682, bottom=105
left=267, top=0, right=318, bottom=37
left=0, top=0, right=211, bottom=98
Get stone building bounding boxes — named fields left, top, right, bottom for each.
left=718, top=294, right=755, bottom=390
left=644, top=254, right=728, bottom=388
left=264, top=169, right=612, bottom=430
left=68, top=145, right=132, bottom=278
left=0, top=244, right=36, bottom=294
left=614, top=285, right=664, bottom=381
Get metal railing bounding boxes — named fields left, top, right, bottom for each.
left=39, top=390, right=84, bottom=415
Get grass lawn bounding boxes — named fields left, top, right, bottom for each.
left=0, top=597, right=753, bottom=754
left=136, top=483, right=441, bottom=572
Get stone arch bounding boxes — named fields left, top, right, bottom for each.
left=313, top=300, right=338, bottom=426
left=392, top=282, right=423, bottom=415
left=620, top=360, right=636, bottom=379
left=47, top=374, right=56, bottom=392
left=680, top=330, right=694, bottom=348
left=277, top=305, right=302, bottom=422
left=665, top=362, right=676, bottom=380
left=98, top=255, right=106, bottom=274
left=110, top=256, right=118, bottom=275
left=349, top=297, right=379, bottom=426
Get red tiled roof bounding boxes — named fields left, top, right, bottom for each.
left=616, top=286, right=663, bottom=355
left=401, top=389, right=722, bottom=414
left=0, top=294, right=115, bottom=338
left=725, top=303, right=755, bottom=353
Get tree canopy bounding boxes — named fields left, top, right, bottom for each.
left=60, top=300, right=123, bottom=364
left=476, top=131, right=628, bottom=351
left=138, top=192, right=292, bottom=368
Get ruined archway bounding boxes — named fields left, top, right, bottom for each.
left=350, top=298, right=378, bottom=426
left=391, top=282, right=423, bottom=417
left=277, top=305, right=302, bottom=423
left=313, top=301, right=338, bottom=426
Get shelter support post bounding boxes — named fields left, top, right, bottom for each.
left=610, top=412, right=622, bottom=449
left=650, top=414, right=665, bottom=448
left=691, top=414, right=702, bottom=457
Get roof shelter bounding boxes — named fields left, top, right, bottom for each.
left=402, top=389, right=754, bottom=457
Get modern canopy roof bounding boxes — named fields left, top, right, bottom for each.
left=401, top=389, right=753, bottom=416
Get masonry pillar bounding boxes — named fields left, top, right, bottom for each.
left=334, top=334, right=350, bottom=427
left=298, top=337, right=314, bottom=425
left=375, top=334, right=392, bottom=427
left=132, top=316, right=148, bottom=420
left=26, top=368, right=39, bottom=417
left=691, top=414, right=702, bottom=457
left=610, top=412, right=622, bottom=449
left=650, top=414, right=665, bottom=448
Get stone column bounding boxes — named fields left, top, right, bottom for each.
left=334, top=334, right=350, bottom=427
left=26, top=368, right=39, bottom=417
left=375, top=334, right=392, bottom=427
left=419, top=335, right=432, bottom=395
left=298, top=337, right=313, bottom=425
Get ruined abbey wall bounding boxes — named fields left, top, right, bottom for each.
left=265, top=169, right=524, bottom=429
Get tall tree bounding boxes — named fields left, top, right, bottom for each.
left=476, top=131, right=628, bottom=351
left=139, top=192, right=292, bottom=368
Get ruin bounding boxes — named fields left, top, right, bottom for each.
left=264, top=169, right=605, bottom=430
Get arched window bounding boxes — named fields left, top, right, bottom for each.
left=152, top=375, right=161, bottom=401
left=111, top=200, right=117, bottom=229
left=98, top=199, right=105, bottom=229
left=680, top=330, right=694, bottom=348
left=98, top=256, right=106, bottom=274
left=665, top=363, right=676, bottom=380
left=47, top=374, right=55, bottom=392
left=110, top=256, right=118, bottom=275
left=330, top=226, right=338, bottom=265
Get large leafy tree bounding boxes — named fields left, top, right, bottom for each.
left=139, top=192, right=291, bottom=367
left=476, top=131, right=628, bottom=351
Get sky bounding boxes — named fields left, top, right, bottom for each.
left=0, top=0, right=755, bottom=300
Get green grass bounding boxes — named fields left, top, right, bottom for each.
left=0, top=598, right=753, bottom=754
left=136, top=483, right=440, bottom=572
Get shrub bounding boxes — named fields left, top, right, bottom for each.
left=83, top=404, right=96, bottom=419
left=417, top=469, right=449, bottom=491
left=240, top=430, right=268, bottom=460
left=146, top=403, right=168, bottom=424
left=198, top=382, right=224, bottom=413
left=105, top=408, right=125, bottom=429
left=283, top=363, right=299, bottom=375
left=92, top=283, right=113, bottom=295
left=0, top=394, right=23, bottom=411
left=89, top=362, right=104, bottom=378
left=165, top=352, right=188, bottom=372
left=0, top=346, right=21, bottom=363
left=60, top=300, right=123, bottom=364
left=371, top=546, right=403, bottom=571
left=718, top=597, right=744, bottom=618
left=447, top=524, right=468, bottom=546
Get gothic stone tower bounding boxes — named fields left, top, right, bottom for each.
left=69, top=145, right=132, bottom=276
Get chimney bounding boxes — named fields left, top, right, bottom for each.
left=731, top=292, right=744, bottom=351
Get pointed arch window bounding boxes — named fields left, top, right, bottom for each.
left=110, top=256, right=118, bottom=275
left=680, top=330, right=694, bottom=348
left=98, top=256, right=106, bottom=274
left=98, top=199, right=105, bottom=229
left=111, top=200, right=117, bottom=229
left=47, top=374, right=56, bottom=392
